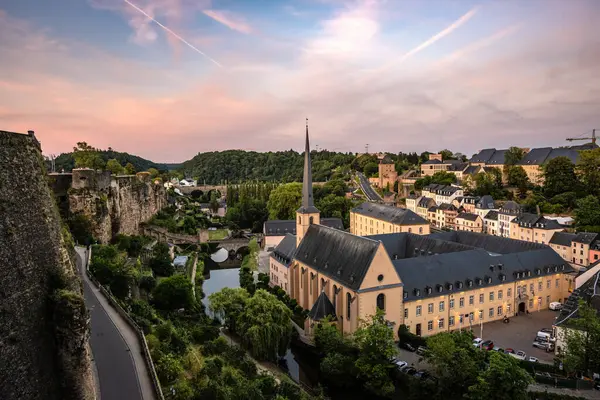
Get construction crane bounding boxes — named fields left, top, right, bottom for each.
left=566, top=129, right=596, bottom=145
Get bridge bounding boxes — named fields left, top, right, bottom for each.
left=178, top=185, right=227, bottom=196
left=142, top=225, right=252, bottom=254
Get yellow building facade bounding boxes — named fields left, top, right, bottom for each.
left=350, top=202, right=430, bottom=236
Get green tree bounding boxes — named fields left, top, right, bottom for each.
left=106, top=158, right=124, bottom=175
left=504, top=146, right=525, bottom=167
left=363, top=162, right=379, bottom=177
left=414, top=171, right=457, bottom=191
left=209, top=191, right=220, bottom=213
left=155, top=353, right=183, bottom=384
left=72, top=142, right=105, bottom=170
left=237, top=289, right=293, bottom=361
left=267, top=182, right=302, bottom=220
left=576, top=148, right=600, bottom=197
left=439, top=149, right=454, bottom=160
left=147, top=167, right=160, bottom=179
left=124, top=162, right=136, bottom=175
left=149, top=242, right=174, bottom=277
left=543, top=156, right=579, bottom=197
left=506, top=166, right=530, bottom=196
left=562, top=300, right=600, bottom=375
left=574, top=195, right=600, bottom=229
left=208, top=287, right=250, bottom=332
left=152, top=274, right=194, bottom=311
left=467, top=351, right=532, bottom=400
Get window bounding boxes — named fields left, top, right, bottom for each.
left=538, top=281, right=542, bottom=291
left=449, top=299, right=455, bottom=309
left=507, top=304, right=511, bottom=314
left=556, top=279, right=559, bottom=288
left=428, top=321, right=433, bottom=331
left=547, top=280, right=551, bottom=289
left=459, top=297, right=465, bottom=307
left=449, top=316, right=455, bottom=326
left=416, top=305, right=422, bottom=316
left=498, top=290, right=503, bottom=300
left=507, top=288, right=512, bottom=298
left=438, top=319, right=444, bottom=329
left=489, top=292, right=494, bottom=301
left=404, top=308, right=408, bottom=318
left=546, top=295, right=550, bottom=305
left=529, top=299, right=533, bottom=308
left=469, top=312, right=474, bottom=321
left=377, top=293, right=385, bottom=311
left=530, top=283, right=534, bottom=292
left=489, top=308, right=494, bottom=317
left=479, top=294, right=484, bottom=304
left=469, top=295, right=474, bottom=305
left=497, top=306, right=503, bottom=315
left=346, top=293, right=351, bottom=320
left=439, top=301, right=445, bottom=312
left=478, top=310, right=483, bottom=320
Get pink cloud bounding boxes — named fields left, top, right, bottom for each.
left=202, top=9, right=253, bottom=34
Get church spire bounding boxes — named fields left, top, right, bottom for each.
left=300, top=118, right=318, bottom=212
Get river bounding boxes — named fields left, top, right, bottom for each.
left=201, top=267, right=316, bottom=386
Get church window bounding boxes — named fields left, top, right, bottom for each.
left=298, top=216, right=301, bottom=225
left=377, top=274, right=384, bottom=282
left=309, top=216, right=314, bottom=224
left=347, top=293, right=352, bottom=320
left=377, top=293, right=385, bottom=311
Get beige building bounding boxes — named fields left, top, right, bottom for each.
left=416, top=197, right=435, bottom=221
left=405, top=194, right=419, bottom=213
left=435, top=203, right=460, bottom=229
left=378, top=157, right=398, bottom=191
left=550, top=232, right=599, bottom=269
left=422, top=184, right=464, bottom=205
left=269, top=234, right=296, bottom=292
left=350, top=202, right=430, bottom=236
left=509, top=213, right=564, bottom=245
left=498, top=201, right=521, bottom=238
left=455, top=213, right=483, bottom=233
left=483, top=211, right=499, bottom=236
left=263, top=218, right=343, bottom=250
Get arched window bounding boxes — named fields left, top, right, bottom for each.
left=377, top=293, right=385, bottom=311
left=298, top=216, right=301, bottom=225
left=333, top=285, right=338, bottom=309
left=347, top=293, right=352, bottom=320
left=321, top=278, right=326, bottom=292
left=309, top=216, right=314, bottom=225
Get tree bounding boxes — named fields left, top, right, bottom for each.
left=467, top=351, right=532, bottom=400
left=72, top=142, right=105, bottom=170
left=574, top=195, right=600, bottom=229
left=106, top=158, right=124, bottom=175
left=208, top=287, right=250, bottom=332
left=152, top=274, right=194, bottom=311
left=562, top=300, right=600, bottom=375
left=506, top=166, right=529, bottom=196
left=504, top=146, right=525, bottom=167
left=239, top=265, right=256, bottom=295
left=353, top=309, right=396, bottom=397
left=414, top=171, right=457, bottom=191
left=147, top=167, right=160, bottom=179
left=267, top=182, right=302, bottom=220
left=155, top=353, right=184, bottom=384
left=139, top=275, right=157, bottom=292
left=576, top=148, right=600, bottom=197
left=363, top=162, right=379, bottom=177
left=237, top=289, right=293, bottom=361
left=543, top=156, right=579, bottom=197
left=439, top=149, right=454, bottom=160
left=149, top=242, right=174, bottom=277
left=209, top=191, right=220, bottom=213
left=124, top=162, right=136, bottom=175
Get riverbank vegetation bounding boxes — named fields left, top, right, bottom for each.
left=88, top=235, right=313, bottom=400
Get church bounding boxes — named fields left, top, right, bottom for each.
left=270, top=124, right=575, bottom=339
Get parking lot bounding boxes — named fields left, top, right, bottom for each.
left=396, top=310, right=560, bottom=365
left=472, top=310, right=559, bottom=363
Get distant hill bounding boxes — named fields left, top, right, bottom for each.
left=50, top=150, right=181, bottom=173
left=181, top=149, right=355, bottom=184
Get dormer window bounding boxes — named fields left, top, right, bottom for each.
left=561, top=265, right=565, bottom=271
left=457, top=281, right=463, bottom=289
left=447, top=283, right=453, bottom=290
left=487, top=277, right=492, bottom=284
left=527, top=271, right=531, bottom=277
left=499, top=274, right=506, bottom=282
left=403, top=292, right=408, bottom=299
left=477, top=278, right=483, bottom=286
left=437, top=285, right=443, bottom=293
left=516, top=272, right=521, bottom=279
left=554, top=266, right=558, bottom=272
left=414, top=289, right=420, bottom=297
left=426, top=287, right=432, bottom=295
left=536, top=268, right=541, bottom=275
left=467, top=280, right=473, bottom=288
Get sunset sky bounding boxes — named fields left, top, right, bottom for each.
left=1, top=0, right=598, bottom=162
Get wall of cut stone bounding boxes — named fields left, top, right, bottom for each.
left=0, top=131, right=94, bottom=400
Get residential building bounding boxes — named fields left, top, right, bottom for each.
left=269, top=234, right=296, bottom=292
left=549, top=232, right=577, bottom=264
left=179, top=178, right=197, bottom=187
left=591, top=242, right=600, bottom=265
left=436, top=203, right=460, bottom=229
left=498, top=201, right=521, bottom=238
left=509, top=213, right=563, bottom=245
left=483, top=211, right=499, bottom=236
left=447, top=162, right=470, bottom=180
left=455, top=213, right=483, bottom=233
left=571, top=233, right=599, bottom=268
left=422, top=184, right=464, bottom=205
left=427, top=206, right=439, bottom=226
left=405, top=194, right=420, bottom=213
left=474, top=195, right=496, bottom=219
left=420, top=154, right=469, bottom=178
left=378, top=156, right=398, bottom=191
left=416, top=197, right=436, bottom=221
left=350, top=202, right=430, bottom=236
left=263, top=218, right=343, bottom=250
left=456, top=196, right=479, bottom=213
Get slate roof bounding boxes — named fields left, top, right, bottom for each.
left=487, top=149, right=508, bottom=165
left=457, top=212, right=480, bottom=222
left=484, top=210, right=499, bottom=221
left=470, top=148, right=497, bottom=164
left=418, top=197, right=434, bottom=208
left=295, top=224, right=380, bottom=291
left=499, top=201, right=521, bottom=215
left=422, top=159, right=443, bottom=165
left=438, top=203, right=457, bottom=211
left=381, top=156, right=394, bottom=164
left=549, top=232, right=576, bottom=247
left=518, top=146, right=584, bottom=166
left=352, top=202, right=428, bottom=225
left=308, top=291, right=337, bottom=321
left=463, top=165, right=481, bottom=175
left=271, top=234, right=297, bottom=266
left=406, top=194, right=420, bottom=200
left=263, top=218, right=343, bottom=236
left=397, top=247, right=571, bottom=302
left=427, top=230, right=549, bottom=254
left=365, top=233, right=474, bottom=261
left=573, top=232, right=599, bottom=245
left=476, top=195, right=495, bottom=210
left=555, top=267, right=600, bottom=328
left=512, top=213, right=562, bottom=230
left=428, top=206, right=439, bottom=212
left=448, top=162, right=469, bottom=171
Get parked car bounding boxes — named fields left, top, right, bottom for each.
left=414, top=370, right=430, bottom=380
left=549, top=302, right=563, bottom=311
left=404, top=367, right=417, bottom=375
left=504, top=348, right=515, bottom=354
left=400, top=342, right=416, bottom=352
left=394, top=360, right=408, bottom=370
left=529, top=357, right=539, bottom=363
left=535, top=372, right=551, bottom=378
left=510, top=350, right=526, bottom=360
left=481, top=340, right=494, bottom=350
left=492, top=347, right=504, bottom=353
left=533, top=341, right=554, bottom=351
left=473, top=338, right=483, bottom=348
left=416, top=346, right=428, bottom=356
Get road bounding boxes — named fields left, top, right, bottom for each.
left=76, top=247, right=157, bottom=400
left=356, top=172, right=383, bottom=202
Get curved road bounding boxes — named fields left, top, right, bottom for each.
left=76, top=247, right=155, bottom=400
left=357, top=172, right=383, bottom=202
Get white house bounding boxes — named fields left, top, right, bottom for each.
left=498, top=201, right=521, bottom=238
left=179, top=178, right=197, bottom=187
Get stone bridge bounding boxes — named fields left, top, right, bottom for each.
left=208, top=238, right=252, bottom=252
left=178, top=185, right=228, bottom=196
left=142, top=225, right=253, bottom=252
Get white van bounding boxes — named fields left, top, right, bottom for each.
left=536, top=331, right=554, bottom=342
left=549, top=302, right=562, bottom=310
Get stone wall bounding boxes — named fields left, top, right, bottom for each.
left=68, top=171, right=166, bottom=243
left=0, top=131, right=94, bottom=400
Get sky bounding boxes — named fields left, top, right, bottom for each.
left=0, top=0, right=599, bottom=162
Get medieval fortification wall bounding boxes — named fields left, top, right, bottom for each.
left=0, top=131, right=94, bottom=400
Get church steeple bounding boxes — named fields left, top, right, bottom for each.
left=296, top=118, right=320, bottom=246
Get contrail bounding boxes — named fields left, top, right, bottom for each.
left=123, top=0, right=222, bottom=67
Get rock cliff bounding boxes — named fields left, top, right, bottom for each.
left=0, top=131, right=95, bottom=400
left=66, top=169, right=166, bottom=243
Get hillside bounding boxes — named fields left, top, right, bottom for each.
left=181, top=149, right=356, bottom=183
left=51, top=150, right=180, bottom=172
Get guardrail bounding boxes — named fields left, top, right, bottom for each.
left=84, top=247, right=165, bottom=400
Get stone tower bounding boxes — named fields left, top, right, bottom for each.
left=296, top=120, right=320, bottom=246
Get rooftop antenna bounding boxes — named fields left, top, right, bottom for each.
left=365, top=144, right=369, bottom=154
left=566, top=129, right=597, bottom=145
